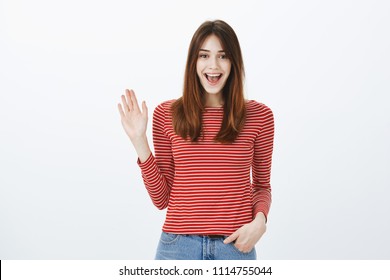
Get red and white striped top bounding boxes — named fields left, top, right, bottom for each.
left=138, top=99, right=274, bottom=235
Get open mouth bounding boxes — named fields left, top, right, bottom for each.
left=205, top=73, right=222, bottom=83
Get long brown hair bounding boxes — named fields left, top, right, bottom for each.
left=171, top=20, right=246, bottom=143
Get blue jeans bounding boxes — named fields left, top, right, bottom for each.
left=155, top=232, right=257, bottom=260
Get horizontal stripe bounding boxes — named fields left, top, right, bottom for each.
left=138, top=99, right=274, bottom=235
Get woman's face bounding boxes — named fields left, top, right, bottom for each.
left=196, top=34, right=231, bottom=96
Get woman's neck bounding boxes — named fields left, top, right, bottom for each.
left=205, top=92, right=224, bottom=107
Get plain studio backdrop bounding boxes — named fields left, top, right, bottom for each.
left=0, top=0, right=389, bottom=260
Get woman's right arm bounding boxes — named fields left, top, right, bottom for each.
left=118, top=89, right=151, bottom=162
left=117, top=89, right=174, bottom=209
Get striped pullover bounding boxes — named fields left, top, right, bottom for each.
left=138, top=99, right=274, bottom=235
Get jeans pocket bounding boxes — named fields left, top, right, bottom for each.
left=230, top=242, right=255, bottom=255
left=159, top=232, right=181, bottom=245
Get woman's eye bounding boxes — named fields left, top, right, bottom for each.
left=199, top=54, right=208, bottom=58
left=220, top=54, right=227, bottom=59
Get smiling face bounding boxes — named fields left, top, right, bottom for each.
left=196, top=34, right=231, bottom=98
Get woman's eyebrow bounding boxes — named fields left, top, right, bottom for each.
left=199, top=48, right=225, bottom=52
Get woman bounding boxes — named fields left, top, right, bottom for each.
left=117, top=20, right=274, bottom=260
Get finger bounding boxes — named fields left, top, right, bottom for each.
left=126, top=89, right=134, bottom=111
left=130, top=89, right=141, bottom=112
left=224, top=231, right=239, bottom=244
left=117, top=103, right=126, bottom=119
left=121, top=94, right=130, bottom=112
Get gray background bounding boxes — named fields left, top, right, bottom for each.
left=1, top=0, right=389, bottom=259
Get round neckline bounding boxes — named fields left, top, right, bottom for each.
left=204, top=106, right=224, bottom=110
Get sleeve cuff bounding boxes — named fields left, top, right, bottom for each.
left=137, top=153, right=154, bottom=168
left=253, top=209, right=268, bottom=223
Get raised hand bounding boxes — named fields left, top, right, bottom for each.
left=118, top=89, right=151, bottom=162
left=118, top=89, right=148, bottom=142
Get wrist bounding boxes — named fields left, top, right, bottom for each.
left=253, top=212, right=266, bottom=224
left=130, top=134, right=148, bottom=144
left=130, top=135, right=151, bottom=163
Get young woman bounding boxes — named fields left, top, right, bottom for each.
left=118, top=20, right=274, bottom=260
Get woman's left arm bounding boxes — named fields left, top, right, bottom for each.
left=224, top=104, right=275, bottom=253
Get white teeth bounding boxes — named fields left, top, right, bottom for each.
left=205, top=73, right=222, bottom=83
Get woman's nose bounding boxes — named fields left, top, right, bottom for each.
left=208, top=56, right=219, bottom=69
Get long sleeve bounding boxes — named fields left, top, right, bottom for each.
left=136, top=99, right=274, bottom=235
left=251, top=104, right=274, bottom=220
left=137, top=102, right=175, bottom=210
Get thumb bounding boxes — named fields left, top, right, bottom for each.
left=224, top=230, right=239, bottom=244
left=142, top=101, right=148, bottom=116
